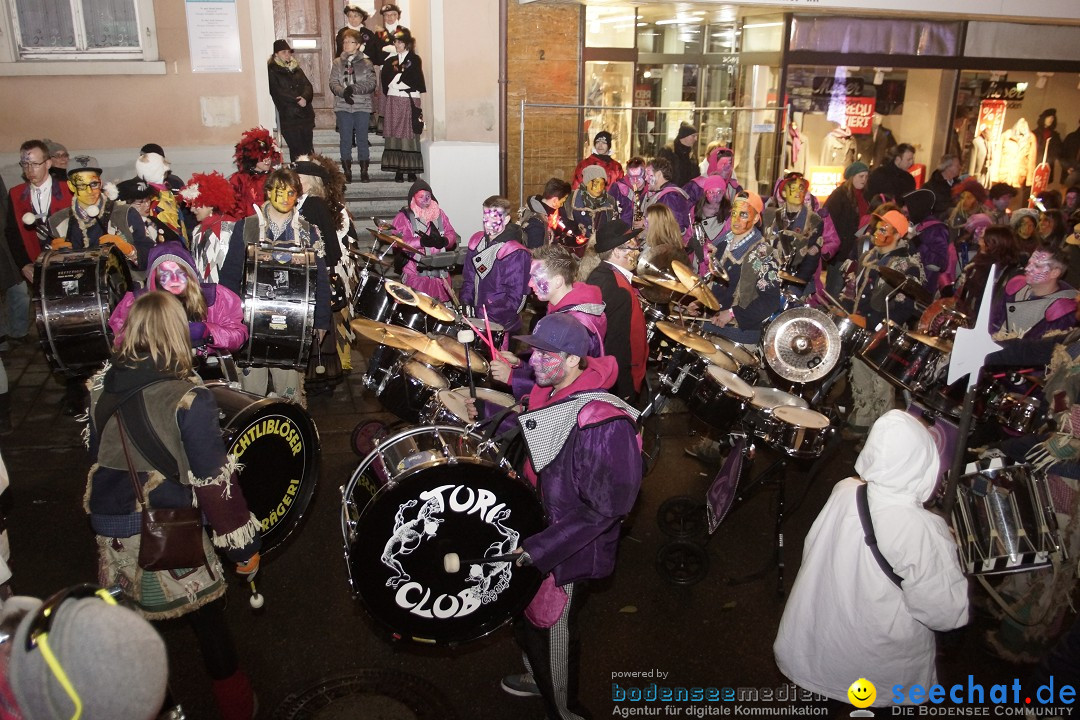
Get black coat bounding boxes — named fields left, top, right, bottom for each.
left=923, top=170, right=956, bottom=218
left=585, top=262, right=634, bottom=401
left=267, top=60, right=315, bottom=129
left=865, top=161, right=916, bottom=203
left=380, top=51, right=425, bottom=95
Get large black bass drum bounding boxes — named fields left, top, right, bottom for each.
left=341, top=425, right=544, bottom=645
left=206, top=382, right=320, bottom=554
left=35, top=246, right=132, bottom=374
left=239, top=244, right=317, bottom=369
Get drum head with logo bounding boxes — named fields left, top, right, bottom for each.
left=349, top=452, right=544, bottom=645
left=209, top=384, right=320, bottom=555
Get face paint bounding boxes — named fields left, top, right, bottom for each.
left=781, top=179, right=808, bottom=207
left=730, top=200, right=756, bottom=235
left=156, top=261, right=188, bottom=295
left=705, top=188, right=722, bottom=204
left=70, top=171, right=102, bottom=208
left=19, top=148, right=50, bottom=186
left=414, top=190, right=432, bottom=209
left=644, top=167, right=656, bottom=189
left=529, top=261, right=553, bottom=300
left=586, top=177, right=606, bottom=198
left=715, top=156, right=733, bottom=179
left=872, top=222, right=897, bottom=248
left=1025, top=251, right=1056, bottom=285
left=483, top=207, right=508, bottom=237
left=268, top=181, right=298, bottom=213
left=530, top=349, right=568, bottom=387
left=627, top=169, right=645, bottom=192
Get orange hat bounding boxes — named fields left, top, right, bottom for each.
left=736, top=191, right=764, bottom=216
left=876, top=209, right=910, bottom=237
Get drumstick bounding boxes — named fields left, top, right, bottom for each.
left=457, top=329, right=478, bottom=400
left=443, top=277, right=464, bottom=316
left=248, top=579, right=265, bottom=609
left=443, top=551, right=521, bottom=573
left=482, top=307, right=498, bottom=353
left=460, top=315, right=501, bottom=360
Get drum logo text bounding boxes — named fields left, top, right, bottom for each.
left=262, top=477, right=301, bottom=531
left=233, top=416, right=303, bottom=458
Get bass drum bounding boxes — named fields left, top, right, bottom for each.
left=341, top=425, right=544, bottom=645
left=206, top=382, right=320, bottom=555
left=239, top=244, right=317, bottom=369
left=35, top=246, right=133, bottom=374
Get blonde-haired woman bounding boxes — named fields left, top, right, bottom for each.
left=642, top=203, right=690, bottom=271
left=108, top=241, right=248, bottom=354
left=87, top=291, right=262, bottom=720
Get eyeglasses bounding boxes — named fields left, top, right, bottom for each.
left=73, top=181, right=102, bottom=191
left=25, top=584, right=118, bottom=720
left=18, top=160, right=45, bottom=169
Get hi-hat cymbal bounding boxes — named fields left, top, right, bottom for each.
left=350, top=249, right=392, bottom=267
left=414, top=292, right=457, bottom=322
left=655, top=320, right=716, bottom=354
left=384, top=279, right=420, bottom=306
left=670, top=261, right=721, bottom=311
left=368, top=228, right=420, bottom=255
left=777, top=271, right=807, bottom=286
left=350, top=319, right=423, bottom=351
left=877, top=266, right=933, bottom=305
left=906, top=331, right=953, bottom=353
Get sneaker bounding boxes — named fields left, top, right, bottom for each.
left=500, top=673, right=541, bottom=697
left=684, top=438, right=725, bottom=463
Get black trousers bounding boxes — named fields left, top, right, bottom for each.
left=187, top=599, right=239, bottom=680
left=513, top=581, right=590, bottom=720
left=280, top=124, right=314, bottom=162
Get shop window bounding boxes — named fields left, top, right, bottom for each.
left=585, top=61, right=634, bottom=161
left=585, top=5, right=636, bottom=49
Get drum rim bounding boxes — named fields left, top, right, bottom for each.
left=749, top=386, right=809, bottom=409
left=403, top=359, right=450, bottom=388
left=772, top=405, right=830, bottom=428
left=702, top=364, right=754, bottom=398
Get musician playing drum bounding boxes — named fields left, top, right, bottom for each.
left=460, top=196, right=531, bottom=344
left=390, top=179, right=459, bottom=302
left=990, top=245, right=1078, bottom=341
left=108, top=242, right=248, bottom=356
left=499, top=313, right=642, bottom=720
left=762, top=172, right=826, bottom=288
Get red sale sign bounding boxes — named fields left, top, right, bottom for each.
left=845, top=97, right=875, bottom=134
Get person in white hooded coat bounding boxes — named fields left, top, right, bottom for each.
left=773, top=410, right=969, bottom=707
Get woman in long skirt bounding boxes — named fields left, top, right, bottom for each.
left=380, top=28, right=425, bottom=182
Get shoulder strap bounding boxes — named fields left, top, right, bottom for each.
left=856, top=483, right=903, bottom=588
left=95, top=381, right=182, bottom=481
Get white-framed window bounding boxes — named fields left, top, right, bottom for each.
left=0, top=0, right=161, bottom=75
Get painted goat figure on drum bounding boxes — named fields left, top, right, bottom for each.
left=382, top=496, right=444, bottom=588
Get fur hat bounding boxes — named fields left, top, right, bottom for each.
left=135, top=152, right=170, bottom=186
left=1011, top=207, right=1039, bottom=230
left=9, top=592, right=168, bottom=720
left=594, top=218, right=642, bottom=253
left=180, top=171, right=237, bottom=214
left=581, top=165, right=606, bottom=187
left=593, top=131, right=612, bottom=148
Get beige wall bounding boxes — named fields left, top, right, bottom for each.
left=439, top=0, right=499, bottom=143
left=0, top=0, right=261, bottom=153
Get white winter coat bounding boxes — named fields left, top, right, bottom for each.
left=773, top=410, right=969, bottom=706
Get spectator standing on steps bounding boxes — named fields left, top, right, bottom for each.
left=330, top=28, right=377, bottom=184
left=380, top=28, right=426, bottom=183
left=267, top=39, right=315, bottom=161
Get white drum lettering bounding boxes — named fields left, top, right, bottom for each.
left=431, top=593, right=460, bottom=619
left=449, top=485, right=475, bottom=513
left=395, top=581, right=424, bottom=610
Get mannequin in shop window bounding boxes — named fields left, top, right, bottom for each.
left=1035, top=108, right=1063, bottom=184
left=969, top=125, right=993, bottom=186
left=991, top=118, right=1037, bottom=189
left=820, top=122, right=856, bottom=166
left=783, top=118, right=808, bottom=176
left=854, top=114, right=897, bottom=169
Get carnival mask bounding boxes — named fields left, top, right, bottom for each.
left=268, top=181, right=298, bottom=214
left=627, top=169, right=646, bottom=192
left=586, top=177, right=607, bottom=199
left=70, top=171, right=102, bottom=208
left=529, top=260, right=553, bottom=301
left=530, top=349, right=568, bottom=387
left=730, top=199, right=757, bottom=236
left=1025, top=251, right=1057, bottom=285
left=781, top=178, right=809, bottom=207
left=156, top=261, right=188, bottom=295
left=483, top=207, right=508, bottom=237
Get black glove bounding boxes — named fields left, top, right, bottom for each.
left=419, top=229, right=447, bottom=249
left=343, top=86, right=355, bottom=104
left=393, top=250, right=407, bottom=274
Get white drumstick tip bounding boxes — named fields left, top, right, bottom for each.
left=443, top=552, right=461, bottom=574
left=21, top=212, right=36, bottom=226
left=249, top=592, right=265, bottom=609
left=457, top=329, right=475, bottom=344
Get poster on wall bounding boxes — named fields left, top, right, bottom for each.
left=844, top=97, right=876, bottom=134
left=186, top=0, right=243, bottom=73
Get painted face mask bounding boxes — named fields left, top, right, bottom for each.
left=644, top=167, right=656, bottom=189
left=530, top=349, right=568, bottom=387
left=704, top=188, right=722, bottom=204
left=627, top=169, right=645, bottom=192
left=1025, top=251, right=1056, bottom=285
left=872, top=222, right=896, bottom=248
left=414, top=190, right=433, bottom=209
left=529, top=261, right=553, bottom=301
left=729, top=199, right=756, bottom=236
left=156, top=260, right=188, bottom=295
left=781, top=178, right=808, bottom=207
left=715, top=155, right=733, bottom=179
left=268, top=181, right=298, bottom=214
left=70, top=171, right=102, bottom=208
left=586, top=177, right=606, bottom=198
left=483, top=207, right=508, bottom=237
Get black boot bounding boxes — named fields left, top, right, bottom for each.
left=0, top=392, right=11, bottom=436
left=360, top=162, right=370, bottom=183
left=407, top=173, right=417, bottom=181
left=394, top=171, right=404, bottom=183
left=342, top=161, right=353, bottom=183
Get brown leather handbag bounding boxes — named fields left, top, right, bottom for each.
left=117, top=415, right=206, bottom=571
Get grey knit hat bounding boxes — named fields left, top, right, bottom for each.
left=581, top=164, right=607, bottom=186
left=10, top=595, right=168, bottom=720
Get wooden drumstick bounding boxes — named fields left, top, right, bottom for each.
left=456, top=329, right=478, bottom=400
left=443, top=552, right=521, bottom=573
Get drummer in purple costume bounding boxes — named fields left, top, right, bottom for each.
left=390, top=179, right=459, bottom=302
left=990, top=245, right=1078, bottom=342
left=459, top=195, right=531, bottom=344
left=499, top=313, right=642, bottom=719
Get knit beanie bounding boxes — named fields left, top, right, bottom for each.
left=593, top=131, right=612, bottom=148
left=10, top=596, right=168, bottom=720
left=581, top=165, right=607, bottom=186
left=676, top=123, right=698, bottom=141
left=844, top=161, right=869, bottom=180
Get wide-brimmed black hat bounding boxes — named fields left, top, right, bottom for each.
left=595, top=219, right=643, bottom=254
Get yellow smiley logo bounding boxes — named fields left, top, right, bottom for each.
left=847, top=678, right=876, bottom=708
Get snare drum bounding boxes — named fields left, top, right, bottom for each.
left=208, top=383, right=319, bottom=554
left=239, top=244, right=317, bottom=369
left=341, top=425, right=544, bottom=644
left=951, top=464, right=1065, bottom=575
left=742, top=387, right=809, bottom=441
left=35, top=246, right=133, bottom=374
left=377, top=359, right=450, bottom=423
left=687, top=365, right=754, bottom=430
left=771, top=406, right=831, bottom=458
left=353, top=268, right=394, bottom=323
left=459, top=318, right=506, bottom=357
left=424, top=387, right=518, bottom=426
left=996, top=393, right=1045, bottom=435
left=876, top=332, right=951, bottom=393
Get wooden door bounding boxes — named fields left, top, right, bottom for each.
left=273, top=0, right=339, bottom=129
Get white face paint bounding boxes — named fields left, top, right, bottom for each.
left=483, top=207, right=508, bottom=237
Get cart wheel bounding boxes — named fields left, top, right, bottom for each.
left=657, top=495, right=707, bottom=538
left=656, top=540, right=709, bottom=586
left=351, top=420, right=387, bottom=458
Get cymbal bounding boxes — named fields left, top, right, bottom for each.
left=906, top=331, right=953, bottom=353
left=777, top=271, right=807, bottom=286
left=350, top=249, right=392, bottom=268
left=631, top=274, right=654, bottom=287
left=368, top=228, right=419, bottom=255
left=644, top=275, right=690, bottom=295
left=877, top=266, right=933, bottom=305
left=428, top=335, right=490, bottom=374
left=671, top=261, right=720, bottom=311
left=384, top=279, right=420, bottom=306
left=350, top=319, right=423, bottom=351
left=413, top=292, right=457, bottom=322
left=637, top=246, right=687, bottom=278
left=655, top=320, right=716, bottom=354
